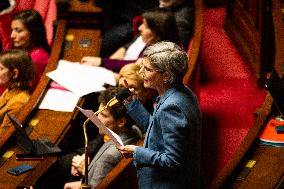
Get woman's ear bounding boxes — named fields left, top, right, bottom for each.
left=163, top=72, right=171, bottom=83
left=12, top=68, right=19, bottom=80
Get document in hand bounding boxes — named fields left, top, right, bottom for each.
left=76, top=106, right=124, bottom=146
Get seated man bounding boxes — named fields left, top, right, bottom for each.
left=36, top=87, right=140, bottom=189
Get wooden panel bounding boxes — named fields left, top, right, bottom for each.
left=272, top=0, right=284, bottom=77
left=231, top=145, right=284, bottom=189
left=70, top=0, right=102, bottom=13
left=68, top=0, right=102, bottom=28
left=62, top=29, right=101, bottom=62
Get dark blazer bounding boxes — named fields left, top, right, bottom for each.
left=126, top=84, right=202, bottom=189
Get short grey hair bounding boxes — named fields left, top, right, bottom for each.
left=143, top=41, right=188, bottom=86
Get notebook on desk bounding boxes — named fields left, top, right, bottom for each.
left=7, top=113, right=62, bottom=155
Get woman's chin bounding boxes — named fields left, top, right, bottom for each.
left=143, top=82, right=149, bottom=88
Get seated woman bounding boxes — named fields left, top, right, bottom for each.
left=81, top=8, right=179, bottom=73
left=9, top=9, right=50, bottom=90
left=0, top=49, right=35, bottom=145
left=116, top=63, right=156, bottom=113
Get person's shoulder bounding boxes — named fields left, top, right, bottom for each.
left=166, top=86, right=198, bottom=106
left=100, top=142, right=122, bottom=160
left=171, top=85, right=194, bottom=98
left=9, top=89, right=30, bottom=103
left=30, top=47, right=49, bottom=60
left=3, top=89, right=30, bottom=109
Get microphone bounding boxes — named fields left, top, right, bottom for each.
left=94, top=87, right=132, bottom=115
left=81, top=88, right=131, bottom=188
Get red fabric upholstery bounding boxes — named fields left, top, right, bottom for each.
left=132, top=15, right=143, bottom=37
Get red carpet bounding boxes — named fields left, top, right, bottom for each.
left=199, top=8, right=267, bottom=186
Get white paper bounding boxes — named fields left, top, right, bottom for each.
left=39, top=88, right=80, bottom=112
left=76, top=106, right=124, bottom=146
left=46, top=60, right=117, bottom=97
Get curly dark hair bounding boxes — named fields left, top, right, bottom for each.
left=98, top=86, right=133, bottom=129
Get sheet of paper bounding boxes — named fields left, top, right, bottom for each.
left=46, top=60, right=116, bottom=96
left=76, top=106, right=124, bottom=146
left=39, top=88, right=80, bottom=112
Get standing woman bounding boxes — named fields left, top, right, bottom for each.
left=0, top=49, right=35, bottom=145
left=117, top=41, right=202, bottom=188
left=10, top=9, right=50, bottom=90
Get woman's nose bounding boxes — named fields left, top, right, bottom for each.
left=10, top=31, right=15, bottom=38
left=138, top=24, right=143, bottom=32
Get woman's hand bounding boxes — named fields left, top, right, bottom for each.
left=122, top=79, right=137, bottom=105
left=80, top=56, right=102, bottom=66
left=116, top=145, right=138, bottom=158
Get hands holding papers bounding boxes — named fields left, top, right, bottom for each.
left=77, top=106, right=124, bottom=147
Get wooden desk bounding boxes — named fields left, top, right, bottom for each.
left=230, top=145, right=284, bottom=189
left=63, top=29, right=101, bottom=61
left=0, top=110, right=80, bottom=188
left=68, top=0, right=102, bottom=28
left=70, top=0, right=102, bottom=13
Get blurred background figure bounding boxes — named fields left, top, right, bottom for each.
left=159, top=0, right=195, bottom=50
left=94, top=0, right=158, bottom=57
left=116, top=63, right=156, bottom=113
left=0, top=0, right=56, bottom=51
left=0, top=49, right=35, bottom=140
left=81, top=8, right=179, bottom=73
left=35, top=87, right=140, bottom=189
left=10, top=9, right=50, bottom=91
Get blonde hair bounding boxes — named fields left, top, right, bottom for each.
left=118, top=63, right=144, bottom=86
left=118, top=63, right=149, bottom=104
